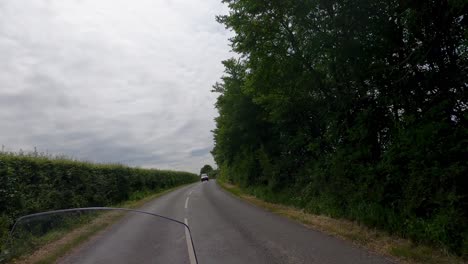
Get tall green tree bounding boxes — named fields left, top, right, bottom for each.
left=213, top=0, right=467, bottom=254
left=200, top=164, right=214, bottom=175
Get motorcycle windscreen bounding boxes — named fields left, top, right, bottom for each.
left=2, top=208, right=196, bottom=264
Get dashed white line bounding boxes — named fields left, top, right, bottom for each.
left=185, top=197, right=190, bottom=209
left=184, top=218, right=197, bottom=264
left=189, top=190, right=193, bottom=196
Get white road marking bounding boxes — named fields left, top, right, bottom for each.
left=185, top=197, right=190, bottom=209
left=184, top=218, right=197, bottom=264
left=189, top=190, right=193, bottom=196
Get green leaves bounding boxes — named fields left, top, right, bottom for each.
left=212, top=0, right=467, bottom=255
left=200, top=164, right=214, bottom=175
left=0, top=153, right=198, bottom=246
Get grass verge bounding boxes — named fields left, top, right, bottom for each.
left=8, top=184, right=192, bottom=264
left=217, top=180, right=464, bottom=264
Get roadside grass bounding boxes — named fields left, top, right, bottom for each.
left=7, top=184, right=192, bottom=264
left=217, top=181, right=464, bottom=264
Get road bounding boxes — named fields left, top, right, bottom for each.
left=61, top=180, right=394, bottom=264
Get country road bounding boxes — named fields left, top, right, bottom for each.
left=60, top=180, right=394, bottom=264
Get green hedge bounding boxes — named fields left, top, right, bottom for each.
left=0, top=153, right=198, bottom=246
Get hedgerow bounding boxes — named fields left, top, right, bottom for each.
left=0, top=153, right=198, bottom=246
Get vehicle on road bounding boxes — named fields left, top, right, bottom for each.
left=0, top=208, right=198, bottom=264
left=200, top=174, right=209, bottom=182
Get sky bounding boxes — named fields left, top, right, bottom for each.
left=0, top=0, right=232, bottom=173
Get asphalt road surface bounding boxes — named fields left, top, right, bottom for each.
left=61, top=180, right=394, bottom=264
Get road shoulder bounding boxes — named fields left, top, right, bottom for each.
left=9, top=183, right=194, bottom=264
left=217, top=180, right=463, bottom=264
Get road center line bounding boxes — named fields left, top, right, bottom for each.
left=185, top=197, right=190, bottom=209
left=184, top=218, right=197, bottom=264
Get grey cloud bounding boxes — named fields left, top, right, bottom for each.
left=191, top=147, right=212, bottom=157
left=0, top=0, right=230, bottom=172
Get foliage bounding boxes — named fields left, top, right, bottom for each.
left=212, top=0, right=467, bottom=255
left=208, top=169, right=219, bottom=179
left=200, top=164, right=214, bottom=175
left=0, top=153, right=198, bottom=248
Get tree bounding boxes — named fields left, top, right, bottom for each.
left=199, top=164, right=214, bottom=175
left=212, top=0, right=467, bottom=254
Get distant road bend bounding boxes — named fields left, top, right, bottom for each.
left=61, top=181, right=394, bottom=264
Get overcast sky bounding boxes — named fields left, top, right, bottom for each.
left=0, top=0, right=231, bottom=173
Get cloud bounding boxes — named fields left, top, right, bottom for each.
left=190, top=147, right=212, bottom=157
left=0, top=0, right=230, bottom=173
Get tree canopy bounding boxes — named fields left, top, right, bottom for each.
left=212, top=0, right=467, bottom=255
left=200, top=164, right=214, bottom=175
